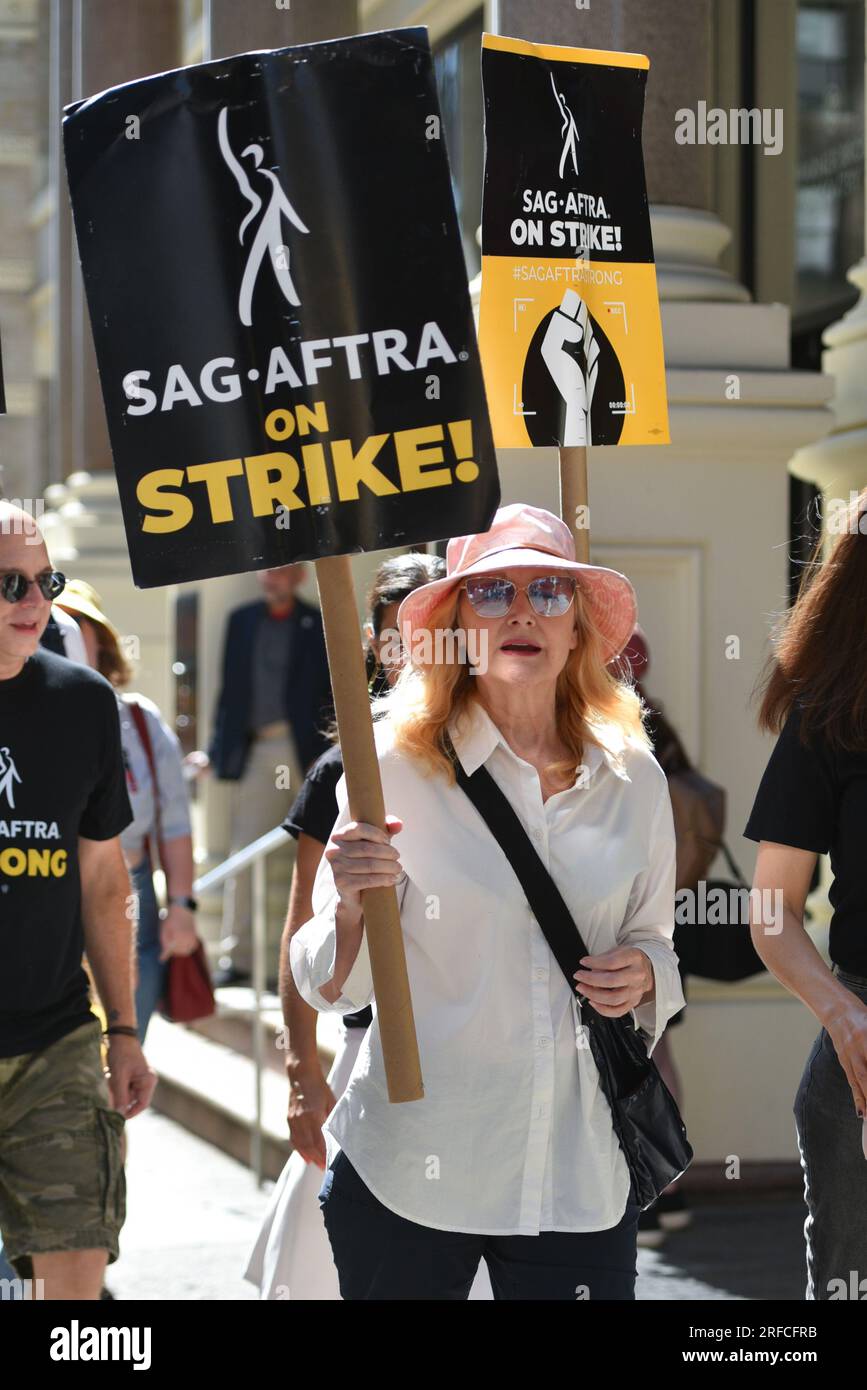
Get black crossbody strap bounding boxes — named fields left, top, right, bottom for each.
left=718, top=839, right=749, bottom=887
left=444, top=736, right=592, bottom=996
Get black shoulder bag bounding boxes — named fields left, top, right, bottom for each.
left=445, top=736, right=693, bottom=1211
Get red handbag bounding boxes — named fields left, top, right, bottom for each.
left=127, top=699, right=216, bottom=1024
left=161, top=941, right=216, bottom=1024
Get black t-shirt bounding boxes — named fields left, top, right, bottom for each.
left=283, top=743, right=344, bottom=844
left=283, top=743, right=372, bottom=1029
left=0, top=648, right=133, bottom=1056
left=744, top=700, right=867, bottom=974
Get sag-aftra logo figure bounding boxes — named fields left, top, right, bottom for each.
left=218, top=106, right=310, bottom=327
left=0, top=747, right=21, bottom=810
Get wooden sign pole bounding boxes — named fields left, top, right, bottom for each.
left=315, top=553, right=424, bottom=1104
left=559, top=444, right=590, bottom=562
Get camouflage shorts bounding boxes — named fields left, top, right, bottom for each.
left=0, top=1018, right=125, bottom=1278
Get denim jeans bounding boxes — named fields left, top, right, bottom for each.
left=318, top=1149, right=641, bottom=1300
left=131, top=858, right=165, bottom=1045
left=794, top=967, right=867, bottom=1300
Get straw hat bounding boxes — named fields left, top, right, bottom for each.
left=54, top=578, right=120, bottom=641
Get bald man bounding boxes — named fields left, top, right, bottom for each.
left=0, top=503, right=156, bottom=1299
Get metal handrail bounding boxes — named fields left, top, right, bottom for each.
left=193, top=825, right=287, bottom=895
left=193, top=823, right=290, bottom=1187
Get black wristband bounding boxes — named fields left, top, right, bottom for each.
left=103, top=1025, right=139, bottom=1039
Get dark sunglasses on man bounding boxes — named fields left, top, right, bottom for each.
left=460, top=574, right=577, bottom=619
left=0, top=569, right=67, bottom=604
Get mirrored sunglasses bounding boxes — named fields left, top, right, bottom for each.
left=0, top=570, right=67, bottom=604
left=461, top=574, right=576, bottom=618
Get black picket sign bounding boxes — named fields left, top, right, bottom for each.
left=63, top=27, right=499, bottom=588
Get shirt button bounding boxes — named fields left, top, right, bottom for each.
left=534, top=968, right=546, bottom=980
left=537, top=1036, right=551, bottom=1048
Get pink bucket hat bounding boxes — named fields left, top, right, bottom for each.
left=397, top=503, right=638, bottom=663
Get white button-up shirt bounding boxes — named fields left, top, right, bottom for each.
left=291, top=699, right=684, bottom=1236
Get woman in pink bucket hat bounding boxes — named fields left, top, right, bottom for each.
left=291, top=502, right=685, bottom=1301
left=396, top=502, right=638, bottom=666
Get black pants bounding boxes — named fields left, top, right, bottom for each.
left=794, top=968, right=867, bottom=1299
left=318, top=1149, right=641, bottom=1300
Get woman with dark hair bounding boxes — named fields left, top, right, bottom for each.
left=744, top=486, right=867, bottom=1300
left=243, top=551, right=499, bottom=1298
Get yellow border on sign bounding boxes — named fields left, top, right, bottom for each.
left=482, top=31, right=649, bottom=71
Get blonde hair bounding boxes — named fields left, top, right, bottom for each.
left=373, top=580, right=649, bottom=784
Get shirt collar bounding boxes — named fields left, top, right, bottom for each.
left=447, top=698, right=629, bottom=785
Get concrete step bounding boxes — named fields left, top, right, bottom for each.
left=145, top=995, right=344, bottom=1183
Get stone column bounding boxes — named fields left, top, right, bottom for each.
left=790, top=0, right=867, bottom=517
left=497, top=0, right=747, bottom=303
left=208, top=0, right=357, bottom=57
left=64, top=0, right=181, bottom=478
left=0, top=0, right=40, bottom=503
left=500, top=0, right=711, bottom=207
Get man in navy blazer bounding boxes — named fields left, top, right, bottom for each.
left=208, top=572, right=332, bottom=781
left=207, top=564, right=333, bottom=984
